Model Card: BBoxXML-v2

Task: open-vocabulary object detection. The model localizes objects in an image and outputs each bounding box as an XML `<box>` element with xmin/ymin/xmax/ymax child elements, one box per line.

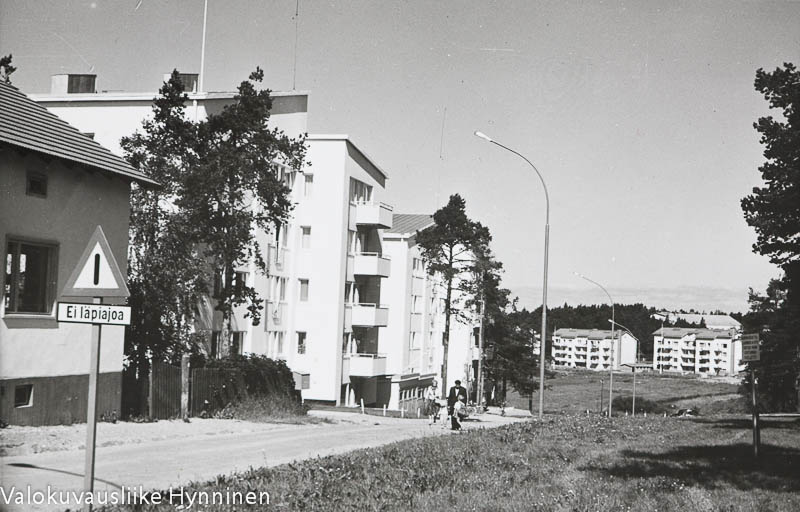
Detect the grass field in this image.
<box><xmin>505</xmin><ymin>369</ymin><xmax>743</xmax><ymax>415</ymax></box>
<box><xmin>101</xmin><ymin>372</ymin><xmax>798</xmax><ymax>511</ymax></box>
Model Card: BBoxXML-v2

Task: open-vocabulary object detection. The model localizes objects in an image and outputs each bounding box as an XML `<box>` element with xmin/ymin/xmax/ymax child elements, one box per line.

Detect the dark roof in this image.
<box><xmin>387</xmin><ymin>214</ymin><xmax>434</xmax><ymax>235</ymax></box>
<box><xmin>0</xmin><ymin>82</ymin><xmax>156</xmax><ymax>186</ymax></box>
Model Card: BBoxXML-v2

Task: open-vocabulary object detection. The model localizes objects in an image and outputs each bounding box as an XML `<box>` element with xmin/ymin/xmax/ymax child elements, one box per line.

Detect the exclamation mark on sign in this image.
<box><xmin>93</xmin><ymin>254</ymin><xmax>100</xmax><ymax>285</ymax></box>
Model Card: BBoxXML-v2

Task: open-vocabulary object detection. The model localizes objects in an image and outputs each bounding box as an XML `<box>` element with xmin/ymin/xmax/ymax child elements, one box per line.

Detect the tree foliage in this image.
<box><xmin>122</xmin><ymin>69</ymin><xmax>305</xmax><ymax>374</ymax></box>
<box><xmin>0</xmin><ymin>54</ymin><xmax>15</xmax><ymax>83</ymax></box>
<box><xmin>416</xmin><ymin>194</ymin><xmax>491</xmax><ymax>397</ymax></box>
<box><xmin>739</xmin><ymin>63</ymin><xmax>800</xmax><ymax>412</ymax></box>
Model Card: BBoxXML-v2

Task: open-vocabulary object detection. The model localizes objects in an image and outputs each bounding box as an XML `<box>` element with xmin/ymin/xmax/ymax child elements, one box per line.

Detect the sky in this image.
<box><xmin>2</xmin><ymin>0</ymin><xmax>798</xmax><ymax>312</ymax></box>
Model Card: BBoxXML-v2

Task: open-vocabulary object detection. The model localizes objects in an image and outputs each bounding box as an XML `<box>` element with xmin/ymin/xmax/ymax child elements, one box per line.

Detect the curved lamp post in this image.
<box><xmin>474</xmin><ymin>131</ymin><xmax>550</xmax><ymax>420</ymax></box>
<box><xmin>574</xmin><ymin>272</ymin><xmax>615</xmax><ymax>417</ymax></box>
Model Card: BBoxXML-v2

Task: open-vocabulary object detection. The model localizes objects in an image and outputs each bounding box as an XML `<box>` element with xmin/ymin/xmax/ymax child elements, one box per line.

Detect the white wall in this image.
<box><xmin>0</xmin><ymin>151</ymin><xmax>129</xmax><ymax>379</ymax></box>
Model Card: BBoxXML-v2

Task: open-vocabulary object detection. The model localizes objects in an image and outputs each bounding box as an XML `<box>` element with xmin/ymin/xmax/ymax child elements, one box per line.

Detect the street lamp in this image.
<box><xmin>474</xmin><ymin>130</ymin><xmax>550</xmax><ymax>420</ymax></box>
<box><xmin>574</xmin><ymin>272</ymin><xmax>615</xmax><ymax>417</ymax></box>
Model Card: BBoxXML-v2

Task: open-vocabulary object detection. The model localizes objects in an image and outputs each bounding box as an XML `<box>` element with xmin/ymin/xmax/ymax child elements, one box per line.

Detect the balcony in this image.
<box><xmin>354</xmin><ymin>201</ymin><xmax>393</xmax><ymax>228</ymax></box>
<box><xmin>266</xmin><ymin>301</ymin><xmax>286</xmax><ymax>331</ymax></box>
<box><xmin>344</xmin><ymin>353</ymin><xmax>388</xmax><ymax>377</ymax></box>
<box><xmin>344</xmin><ymin>304</ymin><xmax>353</xmax><ymax>331</ymax></box>
<box><xmin>268</xmin><ymin>243</ymin><xmax>289</xmax><ymax>272</ymax></box>
<box><xmin>353</xmin><ymin>253</ymin><xmax>391</xmax><ymax>277</ymax></box>
<box><xmin>352</xmin><ymin>303</ymin><xmax>389</xmax><ymax>327</ymax></box>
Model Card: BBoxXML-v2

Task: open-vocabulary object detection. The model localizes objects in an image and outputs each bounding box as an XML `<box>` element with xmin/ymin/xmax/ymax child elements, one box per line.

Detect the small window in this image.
<box><xmin>297</xmin><ymin>332</ymin><xmax>307</xmax><ymax>354</ymax></box>
<box><xmin>304</xmin><ymin>174</ymin><xmax>313</xmax><ymax>197</ymax></box>
<box><xmin>231</xmin><ymin>331</ymin><xmax>245</xmax><ymax>356</ymax></box>
<box><xmin>14</xmin><ymin>384</ymin><xmax>33</xmax><ymax>408</ymax></box>
<box><xmin>299</xmin><ymin>279</ymin><xmax>309</xmax><ymax>301</ymax></box>
<box><xmin>210</xmin><ymin>331</ymin><xmax>221</xmax><ymax>358</ymax></box>
<box><xmin>4</xmin><ymin>239</ymin><xmax>58</xmax><ymax>314</ymax></box>
<box><xmin>275</xmin><ymin>332</ymin><xmax>285</xmax><ymax>355</ymax></box>
<box><xmin>26</xmin><ymin>172</ymin><xmax>48</xmax><ymax>198</ymax></box>
<box><xmin>234</xmin><ymin>271</ymin><xmax>247</xmax><ymax>295</ymax></box>
<box><xmin>301</xmin><ymin>227</ymin><xmax>311</xmax><ymax>249</ymax></box>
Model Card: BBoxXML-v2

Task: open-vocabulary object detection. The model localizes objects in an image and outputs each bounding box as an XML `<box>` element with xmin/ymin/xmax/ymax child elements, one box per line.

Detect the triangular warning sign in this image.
<box><xmin>61</xmin><ymin>226</ymin><xmax>130</xmax><ymax>298</ymax></box>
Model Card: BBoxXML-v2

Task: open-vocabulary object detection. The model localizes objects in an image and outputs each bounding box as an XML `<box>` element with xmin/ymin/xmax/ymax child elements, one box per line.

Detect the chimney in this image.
<box><xmin>51</xmin><ymin>74</ymin><xmax>97</xmax><ymax>94</ymax></box>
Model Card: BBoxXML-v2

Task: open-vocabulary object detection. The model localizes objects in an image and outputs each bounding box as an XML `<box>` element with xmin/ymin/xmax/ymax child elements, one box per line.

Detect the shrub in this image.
<box><xmin>612</xmin><ymin>395</ymin><xmax>666</xmax><ymax>415</ymax></box>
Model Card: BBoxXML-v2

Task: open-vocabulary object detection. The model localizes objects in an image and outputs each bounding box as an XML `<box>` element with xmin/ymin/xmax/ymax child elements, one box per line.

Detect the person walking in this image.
<box><xmin>447</xmin><ymin>379</ymin><xmax>468</xmax><ymax>430</ymax></box>
<box><xmin>425</xmin><ymin>380</ymin><xmax>440</xmax><ymax>424</ymax></box>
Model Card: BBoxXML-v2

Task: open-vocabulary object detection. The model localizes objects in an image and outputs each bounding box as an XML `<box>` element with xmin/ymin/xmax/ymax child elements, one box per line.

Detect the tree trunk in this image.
<box><xmin>441</xmin><ymin>278</ymin><xmax>453</xmax><ymax>400</ymax></box>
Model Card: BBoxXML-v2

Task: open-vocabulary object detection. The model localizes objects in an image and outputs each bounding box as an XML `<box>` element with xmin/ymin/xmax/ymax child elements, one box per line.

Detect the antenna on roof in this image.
<box><xmin>198</xmin><ymin>0</ymin><xmax>208</xmax><ymax>93</ymax></box>
<box><xmin>435</xmin><ymin>106</ymin><xmax>446</xmax><ymax>209</ymax></box>
<box><xmin>292</xmin><ymin>0</ymin><xmax>300</xmax><ymax>90</ymax></box>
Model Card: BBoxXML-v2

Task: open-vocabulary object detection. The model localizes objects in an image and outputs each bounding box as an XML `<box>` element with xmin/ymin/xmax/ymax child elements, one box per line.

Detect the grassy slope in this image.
<box><xmin>102</xmin><ymin>414</ymin><xmax>800</xmax><ymax>512</ymax></box>
<box><xmin>102</xmin><ymin>373</ymin><xmax>798</xmax><ymax>511</ymax></box>
<box><xmin>505</xmin><ymin>370</ymin><xmax>742</xmax><ymax>415</ymax></box>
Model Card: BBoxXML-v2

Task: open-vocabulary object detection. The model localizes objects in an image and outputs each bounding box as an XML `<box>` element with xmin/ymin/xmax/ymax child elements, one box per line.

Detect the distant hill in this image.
<box><xmin>512</xmin><ymin>285</ymin><xmax>749</xmax><ymax>314</ymax></box>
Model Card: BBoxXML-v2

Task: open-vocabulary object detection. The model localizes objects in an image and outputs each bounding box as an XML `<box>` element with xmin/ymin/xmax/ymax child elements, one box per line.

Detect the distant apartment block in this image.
<box><xmin>652</xmin><ymin>327</ymin><xmax>744</xmax><ymax>375</ymax></box>
<box><xmin>660</xmin><ymin>313</ymin><xmax>742</xmax><ymax>332</ymax></box>
<box><xmin>552</xmin><ymin>329</ymin><xmax>637</xmax><ymax>371</ymax></box>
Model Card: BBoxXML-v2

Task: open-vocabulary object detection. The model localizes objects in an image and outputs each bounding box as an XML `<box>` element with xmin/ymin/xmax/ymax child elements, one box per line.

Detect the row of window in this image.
<box><xmin>266</xmin><ymin>330</ymin><xmax>308</xmax><ymax>356</ymax></box>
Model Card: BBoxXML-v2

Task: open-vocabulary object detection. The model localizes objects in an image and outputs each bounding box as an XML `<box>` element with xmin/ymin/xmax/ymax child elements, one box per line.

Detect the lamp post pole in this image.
<box><xmin>575</xmin><ymin>273</ymin><xmax>614</xmax><ymax>417</ymax></box>
<box><xmin>474</xmin><ymin>131</ymin><xmax>550</xmax><ymax>420</ymax></box>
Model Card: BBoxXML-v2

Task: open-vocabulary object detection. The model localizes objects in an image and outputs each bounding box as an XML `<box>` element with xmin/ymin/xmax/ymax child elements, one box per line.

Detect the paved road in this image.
<box><xmin>0</xmin><ymin>411</ymin><xmax>524</xmax><ymax>511</ymax></box>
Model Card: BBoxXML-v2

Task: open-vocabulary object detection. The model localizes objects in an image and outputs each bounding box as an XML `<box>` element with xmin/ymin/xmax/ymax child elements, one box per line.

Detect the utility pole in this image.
<box><xmin>476</xmin><ymin>286</ymin><xmax>485</xmax><ymax>408</ymax></box>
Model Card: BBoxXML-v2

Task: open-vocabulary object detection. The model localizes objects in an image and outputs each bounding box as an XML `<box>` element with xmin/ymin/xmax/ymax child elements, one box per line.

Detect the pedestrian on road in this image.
<box><xmin>447</xmin><ymin>380</ymin><xmax>467</xmax><ymax>430</ymax></box>
<box><xmin>425</xmin><ymin>380</ymin><xmax>440</xmax><ymax>424</ymax></box>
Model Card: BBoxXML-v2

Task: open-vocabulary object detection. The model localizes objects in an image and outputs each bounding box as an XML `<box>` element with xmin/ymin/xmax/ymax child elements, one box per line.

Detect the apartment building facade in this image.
<box><xmin>33</xmin><ymin>75</ymin><xmax>399</xmax><ymax>405</ymax></box>
<box><xmin>652</xmin><ymin>327</ymin><xmax>744</xmax><ymax>375</ymax></box>
<box><xmin>382</xmin><ymin>214</ymin><xmax>478</xmax><ymax>408</ymax></box>
<box><xmin>0</xmin><ymin>81</ymin><xmax>155</xmax><ymax>425</ymax></box>
<box><xmin>552</xmin><ymin>329</ymin><xmax>637</xmax><ymax>371</ymax></box>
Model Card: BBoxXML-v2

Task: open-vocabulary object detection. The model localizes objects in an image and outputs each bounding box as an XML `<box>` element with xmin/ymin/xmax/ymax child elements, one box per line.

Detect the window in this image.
<box><xmin>210</xmin><ymin>331</ymin><xmax>221</xmax><ymax>358</ymax></box>
<box><xmin>349</xmin><ymin>179</ymin><xmax>373</xmax><ymax>203</ymax></box>
<box><xmin>275</xmin><ymin>332</ymin><xmax>285</xmax><ymax>355</ymax></box>
<box><xmin>67</xmin><ymin>74</ymin><xmax>96</xmax><ymax>93</ymax></box>
<box><xmin>303</xmin><ymin>174</ymin><xmax>313</xmax><ymax>197</ymax></box>
<box><xmin>14</xmin><ymin>384</ymin><xmax>33</xmax><ymax>408</ymax></box>
<box><xmin>411</xmin><ymin>295</ymin><xmax>422</xmax><ymax>314</ymax></box>
<box><xmin>299</xmin><ymin>279</ymin><xmax>309</xmax><ymax>301</ymax></box>
<box><xmin>234</xmin><ymin>271</ymin><xmax>247</xmax><ymax>295</ymax></box>
<box><xmin>409</xmin><ymin>332</ymin><xmax>419</xmax><ymax>349</ymax></box>
<box><xmin>231</xmin><ymin>331</ymin><xmax>245</xmax><ymax>356</ymax></box>
<box><xmin>26</xmin><ymin>172</ymin><xmax>48</xmax><ymax>198</ymax></box>
<box><xmin>4</xmin><ymin>239</ymin><xmax>57</xmax><ymax>314</ymax></box>
<box><xmin>412</xmin><ymin>257</ymin><xmax>424</xmax><ymax>275</ymax></box>
<box><xmin>301</xmin><ymin>227</ymin><xmax>311</xmax><ymax>249</ymax></box>
<box><xmin>297</xmin><ymin>332</ymin><xmax>307</xmax><ymax>354</ymax></box>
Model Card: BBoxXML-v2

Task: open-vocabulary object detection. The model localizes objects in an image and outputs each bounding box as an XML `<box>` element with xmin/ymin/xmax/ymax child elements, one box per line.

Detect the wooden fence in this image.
<box><xmin>149</xmin><ymin>360</ymin><xmax>181</xmax><ymax>419</ymax></box>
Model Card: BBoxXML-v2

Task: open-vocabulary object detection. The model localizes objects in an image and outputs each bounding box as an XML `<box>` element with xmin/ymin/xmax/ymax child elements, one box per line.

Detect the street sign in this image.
<box><xmin>59</xmin><ymin>226</ymin><xmax>131</xmax><ymax>512</ymax></box>
<box><xmin>741</xmin><ymin>333</ymin><xmax>760</xmax><ymax>362</ymax></box>
<box><xmin>57</xmin><ymin>302</ymin><xmax>131</xmax><ymax>325</ymax></box>
<box><xmin>61</xmin><ymin>225</ymin><xmax>130</xmax><ymax>298</ymax></box>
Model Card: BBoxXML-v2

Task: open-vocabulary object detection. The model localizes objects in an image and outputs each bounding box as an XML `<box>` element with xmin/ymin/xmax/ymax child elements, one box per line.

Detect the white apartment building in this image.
<box><xmin>34</xmin><ymin>74</ymin><xmax>397</xmax><ymax>405</ymax></box>
<box><xmin>652</xmin><ymin>327</ymin><xmax>744</xmax><ymax>375</ymax></box>
<box><xmin>661</xmin><ymin>313</ymin><xmax>742</xmax><ymax>332</ymax></box>
<box><xmin>552</xmin><ymin>329</ymin><xmax>637</xmax><ymax>371</ymax></box>
<box><xmin>382</xmin><ymin>214</ymin><xmax>478</xmax><ymax>409</ymax></box>
<box><xmin>33</xmin><ymin>73</ymin><xmax>476</xmax><ymax>409</ymax></box>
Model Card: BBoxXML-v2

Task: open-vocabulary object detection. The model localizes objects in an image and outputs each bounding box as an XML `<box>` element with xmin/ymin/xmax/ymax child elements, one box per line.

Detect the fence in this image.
<box><xmin>124</xmin><ymin>360</ymin><xmax>273</xmax><ymax>420</ymax></box>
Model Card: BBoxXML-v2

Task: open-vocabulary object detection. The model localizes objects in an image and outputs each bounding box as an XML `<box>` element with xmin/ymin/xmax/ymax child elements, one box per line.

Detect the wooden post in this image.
<box><xmin>181</xmin><ymin>354</ymin><xmax>190</xmax><ymax>420</ymax></box>
<box><xmin>360</xmin><ymin>398</ymin><xmax>365</xmax><ymax>414</ymax></box>
<box><xmin>752</xmin><ymin>369</ymin><xmax>760</xmax><ymax>458</ymax></box>
<box><xmin>83</xmin><ymin>297</ymin><xmax>102</xmax><ymax>512</ymax></box>
<box><xmin>599</xmin><ymin>379</ymin><xmax>604</xmax><ymax>415</ymax></box>
<box><xmin>148</xmin><ymin>358</ymin><xmax>155</xmax><ymax>420</ymax></box>
<box><xmin>632</xmin><ymin>367</ymin><xmax>637</xmax><ymax>417</ymax></box>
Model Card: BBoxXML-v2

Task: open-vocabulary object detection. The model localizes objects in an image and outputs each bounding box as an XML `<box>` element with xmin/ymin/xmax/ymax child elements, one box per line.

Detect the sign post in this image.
<box><xmin>58</xmin><ymin>226</ymin><xmax>130</xmax><ymax>512</ymax></box>
<box><xmin>740</xmin><ymin>333</ymin><xmax>760</xmax><ymax>458</ymax></box>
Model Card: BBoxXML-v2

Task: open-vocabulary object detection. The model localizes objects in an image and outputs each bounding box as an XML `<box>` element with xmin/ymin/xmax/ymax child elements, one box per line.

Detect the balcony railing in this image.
<box><xmin>344</xmin><ymin>352</ymin><xmax>388</xmax><ymax>377</ymax></box>
<box><xmin>353</xmin><ymin>252</ymin><xmax>391</xmax><ymax>277</ymax></box>
<box><xmin>351</xmin><ymin>303</ymin><xmax>389</xmax><ymax>327</ymax></box>
<box><xmin>353</xmin><ymin>201</ymin><xmax>393</xmax><ymax>228</ymax></box>
<box><xmin>266</xmin><ymin>301</ymin><xmax>287</xmax><ymax>331</ymax></box>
